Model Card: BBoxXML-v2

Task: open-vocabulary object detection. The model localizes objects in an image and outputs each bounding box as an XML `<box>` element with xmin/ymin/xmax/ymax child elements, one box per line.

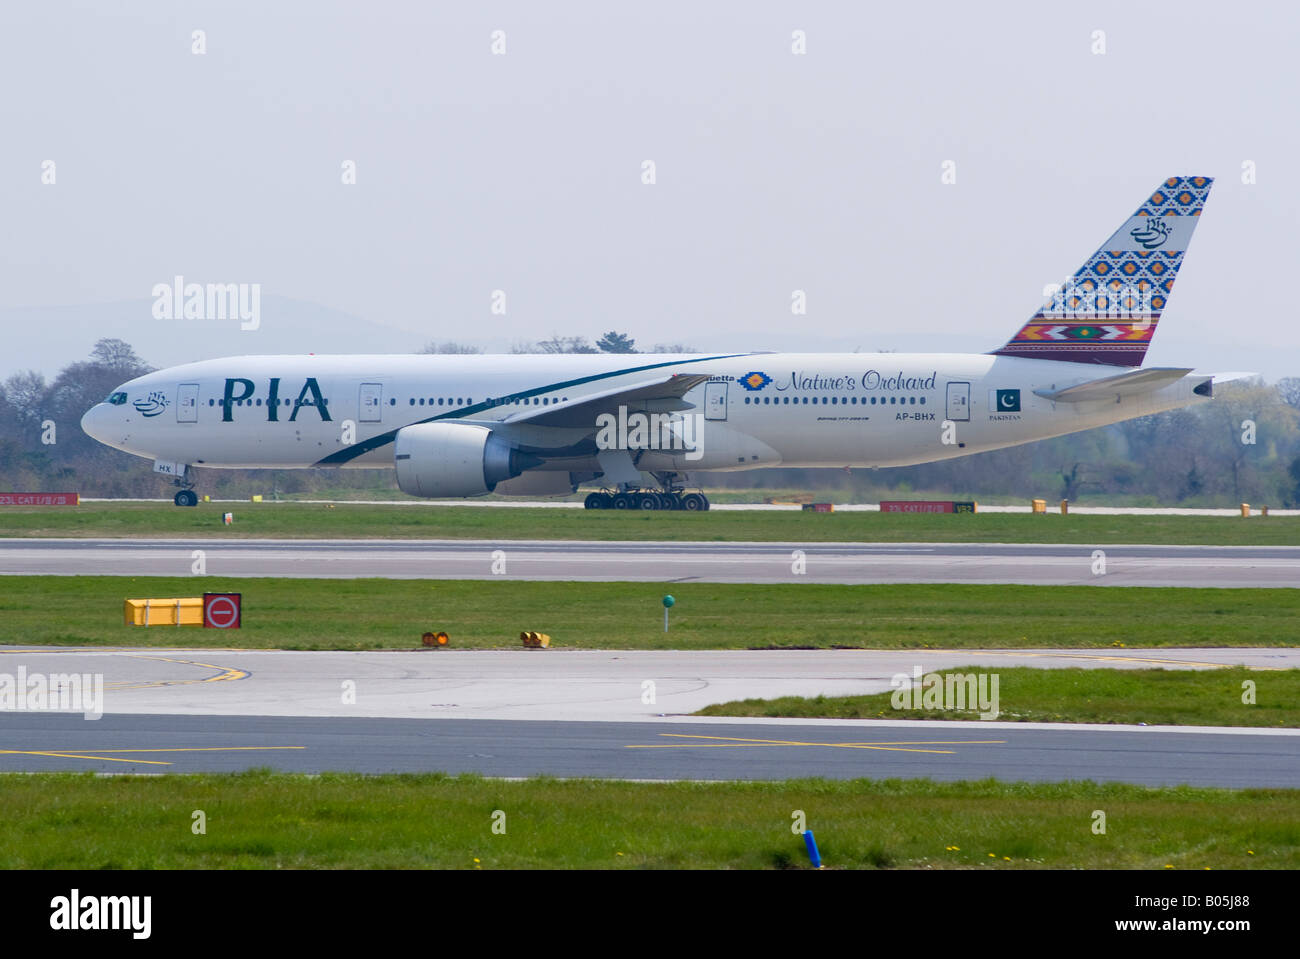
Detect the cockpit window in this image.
<box><xmin>106</xmin><ymin>392</ymin><xmax>127</xmax><ymax>405</ymax></box>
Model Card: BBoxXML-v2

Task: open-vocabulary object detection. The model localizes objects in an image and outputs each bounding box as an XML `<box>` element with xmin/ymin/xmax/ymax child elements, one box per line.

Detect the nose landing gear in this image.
<box><xmin>171</xmin><ymin>466</ymin><xmax>199</xmax><ymax>507</ymax></box>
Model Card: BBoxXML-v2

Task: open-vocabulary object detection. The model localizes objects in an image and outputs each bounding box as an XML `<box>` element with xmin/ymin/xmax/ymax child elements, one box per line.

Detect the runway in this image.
<box><xmin>3</xmin><ymin>711</ymin><xmax>1297</xmax><ymax>787</ymax></box>
<box><xmin>4</xmin><ymin>537</ymin><xmax>1300</xmax><ymax>586</ymax></box>
<box><xmin>2</xmin><ymin>646</ymin><xmax>1297</xmax><ymax>786</ymax></box>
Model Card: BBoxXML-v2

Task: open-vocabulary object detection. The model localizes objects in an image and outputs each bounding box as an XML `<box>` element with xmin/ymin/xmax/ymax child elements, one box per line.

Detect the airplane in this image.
<box><xmin>83</xmin><ymin>175</ymin><xmax>1223</xmax><ymax>510</ymax></box>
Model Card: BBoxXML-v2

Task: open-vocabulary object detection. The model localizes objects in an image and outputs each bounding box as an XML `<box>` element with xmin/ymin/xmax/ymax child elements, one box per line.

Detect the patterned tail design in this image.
<box><xmin>994</xmin><ymin>176</ymin><xmax>1213</xmax><ymax>366</ymax></box>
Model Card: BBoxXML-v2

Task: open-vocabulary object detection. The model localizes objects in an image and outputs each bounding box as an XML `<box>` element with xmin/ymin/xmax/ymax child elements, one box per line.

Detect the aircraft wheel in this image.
<box><xmin>637</xmin><ymin>492</ymin><xmax>660</xmax><ymax>510</ymax></box>
<box><xmin>681</xmin><ymin>493</ymin><xmax>707</xmax><ymax>511</ymax></box>
<box><xmin>657</xmin><ymin>493</ymin><xmax>677</xmax><ymax>510</ymax></box>
<box><xmin>612</xmin><ymin>493</ymin><xmax>634</xmax><ymax>510</ymax></box>
<box><xmin>584</xmin><ymin>492</ymin><xmax>606</xmax><ymax>510</ymax></box>
<box><xmin>174</xmin><ymin>490</ymin><xmax>199</xmax><ymax>507</ymax></box>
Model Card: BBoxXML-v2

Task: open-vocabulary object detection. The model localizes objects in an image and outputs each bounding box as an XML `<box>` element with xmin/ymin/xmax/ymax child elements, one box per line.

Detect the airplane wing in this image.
<box><xmin>494</xmin><ymin>372</ymin><xmax>713</xmax><ymax>428</ymax></box>
<box><xmin>1033</xmin><ymin>367</ymin><xmax>1194</xmax><ymax>403</ymax></box>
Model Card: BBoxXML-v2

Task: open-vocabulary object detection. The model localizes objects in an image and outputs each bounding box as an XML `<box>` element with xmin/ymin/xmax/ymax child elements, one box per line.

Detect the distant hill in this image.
<box><xmin>3</xmin><ymin>296</ymin><xmax>424</xmax><ymax>378</ymax></box>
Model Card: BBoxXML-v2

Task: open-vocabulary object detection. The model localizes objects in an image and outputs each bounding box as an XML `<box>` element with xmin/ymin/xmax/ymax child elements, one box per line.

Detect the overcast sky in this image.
<box><xmin>2</xmin><ymin>1</ymin><xmax>1297</xmax><ymax>380</ymax></box>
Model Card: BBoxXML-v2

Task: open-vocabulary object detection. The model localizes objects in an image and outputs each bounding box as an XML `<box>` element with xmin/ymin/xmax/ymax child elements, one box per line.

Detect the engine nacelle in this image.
<box><xmin>394</xmin><ymin>423</ymin><xmax>531</xmax><ymax>497</ymax></box>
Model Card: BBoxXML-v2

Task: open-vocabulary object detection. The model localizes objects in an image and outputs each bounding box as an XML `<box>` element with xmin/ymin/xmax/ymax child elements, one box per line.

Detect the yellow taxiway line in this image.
<box><xmin>627</xmin><ymin>733</ymin><xmax>1005</xmax><ymax>754</ymax></box>
<box><xmin>0</xmin><ymin>745</ymin><xmax>304</xmax><ymax>766</ymax></box>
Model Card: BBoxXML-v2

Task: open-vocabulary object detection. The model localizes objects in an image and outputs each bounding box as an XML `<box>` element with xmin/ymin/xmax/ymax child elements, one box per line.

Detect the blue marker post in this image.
<box><xmin>662</xmin><ymin>594</ymin><xmax>675</xmax><ymax>633</ymax></box>
<box><xmin>803</xmin><ymin>830</ymin><xmax>823</xmax><ymax>869</ymax></box>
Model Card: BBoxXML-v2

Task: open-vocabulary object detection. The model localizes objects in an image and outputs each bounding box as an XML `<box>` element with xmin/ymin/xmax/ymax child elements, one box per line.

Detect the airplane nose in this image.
<box><xmin>81</xmin><ymin>405</ymin><xmax>107</xmax><ymax>442</ymax></box>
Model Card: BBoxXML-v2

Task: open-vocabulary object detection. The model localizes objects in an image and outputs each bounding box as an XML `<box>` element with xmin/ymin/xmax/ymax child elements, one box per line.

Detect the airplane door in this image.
<box><xmin>359</xmin><ymin>383</ymin><xmax>383</xmax><ymax>423</ymax></box>
<box><xmin>176</xmin><ymin>383</ymin><xmax>199</xmax><ymax>423</ymax></box>
<box><xmin>945</xmin><ymin>381</ymin><xmax>970</xmax><ymax>422</ymax></box>
<box><xmin>704</xmin><ymin>382</ymin><xmax>728</xmax><ymax>421</ymax></box>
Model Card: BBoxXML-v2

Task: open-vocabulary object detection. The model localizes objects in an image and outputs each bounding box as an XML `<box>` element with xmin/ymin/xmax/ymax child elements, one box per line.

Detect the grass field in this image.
<box><xmin>2</xmin><ymin>501</ymin><xmax>1298</xmax><ymax>544</ymax></box>
<box><xmin>3</xmin><ymin>577</ymin><xmax>1299</xmax><ymax>649</ymax></box>
<box><xmin>697</xmin><ymin>666</ymin><xmax>1299</xmax><ymax>727</ymax></box>
<box><xmin>0</xmin><ymin>771</ymin><xmax>1293</xmax><ymax>869</ymax></box>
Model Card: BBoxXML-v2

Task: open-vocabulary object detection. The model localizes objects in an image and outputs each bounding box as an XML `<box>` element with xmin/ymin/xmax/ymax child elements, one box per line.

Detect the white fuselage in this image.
<box><xmin>81</xmin><ymin>352</ymin><xmax>1211</xmax><ymax>481</ymax></box>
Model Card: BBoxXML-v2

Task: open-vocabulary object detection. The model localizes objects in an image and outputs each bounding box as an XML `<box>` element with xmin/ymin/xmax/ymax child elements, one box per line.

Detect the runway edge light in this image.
<box><xmin>422</xmin><ymin>631</ymin><xmax>450</xmax><ymax>647</ymax></box>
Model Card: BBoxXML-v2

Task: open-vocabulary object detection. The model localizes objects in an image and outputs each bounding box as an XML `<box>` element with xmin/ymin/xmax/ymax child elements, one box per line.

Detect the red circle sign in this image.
<box><xmin>203</xmin><ymin>593</ymin><xmax>242</xmax><ymax>629</ymax></box>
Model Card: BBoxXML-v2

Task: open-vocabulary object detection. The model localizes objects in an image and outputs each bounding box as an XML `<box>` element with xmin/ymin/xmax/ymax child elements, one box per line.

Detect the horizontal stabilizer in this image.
<box><xmin>1033</xmin><ymin>367</ymin><xmax>1193</xmax><ymax>403</ymax></box>
<box><xmin>1205</xmin><ymin>371</ymin><xmax>1258</xmax><ymax>384</ymax></box>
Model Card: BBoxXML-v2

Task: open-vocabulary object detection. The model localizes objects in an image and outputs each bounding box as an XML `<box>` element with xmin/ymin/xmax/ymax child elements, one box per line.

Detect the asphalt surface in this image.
<box><xmin>3</xmin><ymin>711</ymin><xmax>1297</xmax><ymax>787</ymax></box>
<box><xmin>5</xmin><ymin>537</ymin><xmax>1300</xmax><ymax>586</ymax></box>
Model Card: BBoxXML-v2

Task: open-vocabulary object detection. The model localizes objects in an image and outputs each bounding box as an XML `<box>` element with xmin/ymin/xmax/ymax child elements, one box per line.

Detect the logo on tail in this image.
<box><xmin>1130</xmin><ymin>218</ymin><xmax>1172</xmax><ymax>249</ymax></box>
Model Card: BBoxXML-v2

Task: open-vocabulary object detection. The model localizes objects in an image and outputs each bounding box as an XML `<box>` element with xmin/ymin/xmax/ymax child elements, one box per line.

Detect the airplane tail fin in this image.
<box><xmin>993</xmin><ymin>175</ymin><xmax>1214</xmax><ymax>366</ymax></box>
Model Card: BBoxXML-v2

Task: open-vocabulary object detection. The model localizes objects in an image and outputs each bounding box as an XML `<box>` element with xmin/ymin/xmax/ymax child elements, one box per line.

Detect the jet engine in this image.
<box><xmin>394</xmin><ymin>423</ymin><xmax>537</xmax><ymax>497</ymax></box>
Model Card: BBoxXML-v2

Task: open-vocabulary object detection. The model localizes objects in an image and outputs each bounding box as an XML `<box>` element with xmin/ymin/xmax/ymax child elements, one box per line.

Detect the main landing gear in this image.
<box><xmin>583</xmin><ymin>489</ymin><xmax>709</xmax><ymax>511</ymax></box>
<box><xmin>584</xmin><ymin>473</ymin><xmax>709</xmax><ymax>511</ymax></box>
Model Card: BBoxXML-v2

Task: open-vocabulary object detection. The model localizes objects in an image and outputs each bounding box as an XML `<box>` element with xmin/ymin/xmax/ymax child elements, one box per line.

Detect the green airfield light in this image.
<box><xmin>662</xmin><ymin>594</ymin><xmax>675</xmax><ymax>633</ymax></box>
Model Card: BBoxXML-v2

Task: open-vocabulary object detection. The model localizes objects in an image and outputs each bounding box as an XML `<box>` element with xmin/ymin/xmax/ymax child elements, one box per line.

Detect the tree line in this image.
<box><xmin>420</xmin><ymin>332</ymin><xmax>695</xmax><ymax>355</ymax></box>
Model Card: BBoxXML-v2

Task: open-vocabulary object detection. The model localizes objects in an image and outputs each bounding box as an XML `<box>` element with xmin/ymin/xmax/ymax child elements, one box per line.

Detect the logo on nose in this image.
<box><xmin>132</xmin><ymin>391</ymin><xmax>169</xmax><ymax>417</ymax></box>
